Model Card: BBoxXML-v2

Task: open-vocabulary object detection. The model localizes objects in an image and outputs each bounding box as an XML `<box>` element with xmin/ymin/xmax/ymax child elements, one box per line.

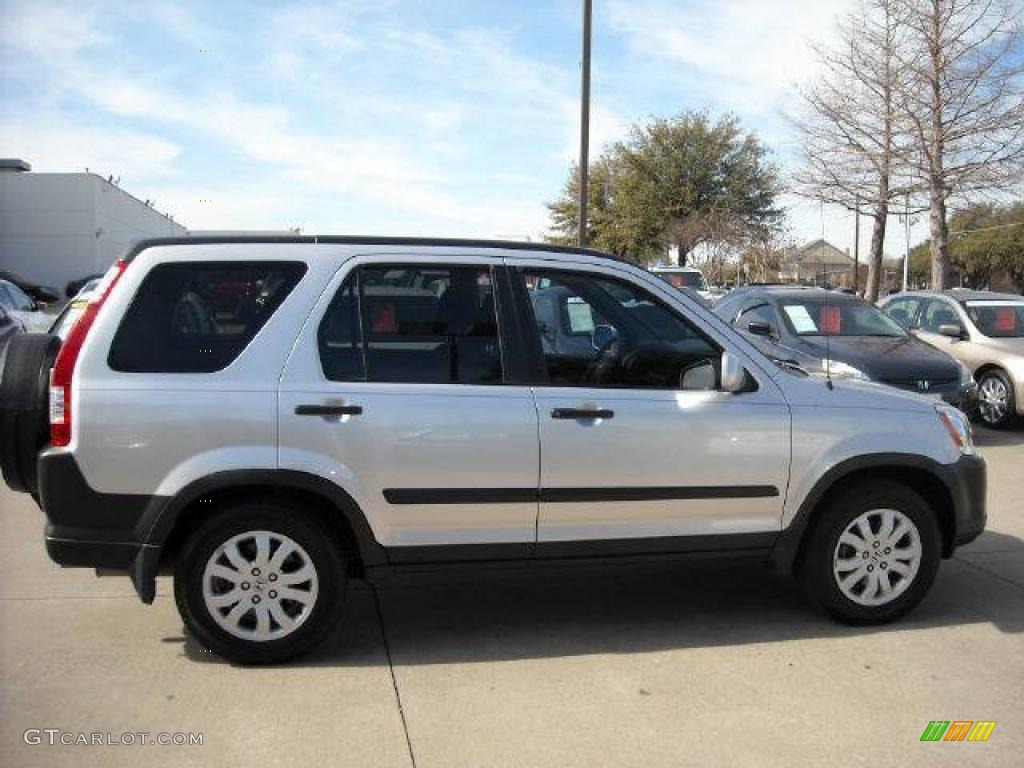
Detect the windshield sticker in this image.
<box><xmin>783</xmin><ymin>305</ymin><xmax>817</xmax><ymax>333</ymax></box>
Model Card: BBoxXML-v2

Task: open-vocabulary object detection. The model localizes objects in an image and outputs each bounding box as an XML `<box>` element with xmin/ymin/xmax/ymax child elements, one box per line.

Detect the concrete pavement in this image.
<box><xmin>1</xmin><ymin>427</ymin><xmax>1021</xmax><ymax>767</ymax></box>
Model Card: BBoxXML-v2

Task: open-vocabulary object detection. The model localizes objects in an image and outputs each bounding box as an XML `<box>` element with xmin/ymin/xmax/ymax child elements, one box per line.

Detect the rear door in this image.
<box><xmin>278</xmin><ymin>255</ymin><xmax>540</xmax><ymax>560</ymax></box>
<box><xmin>510</xmin><ymin>261</ymin><xmax>791</xmax><ymax>552</ymax></box>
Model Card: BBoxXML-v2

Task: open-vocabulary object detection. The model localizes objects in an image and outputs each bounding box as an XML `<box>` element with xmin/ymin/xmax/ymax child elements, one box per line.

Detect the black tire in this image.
<box><xmin>0</xmin><ymin>333</ymin><xmax>60</xmax><ymax>493</ymax></box>
<box><xmin>174</xmin><ymin>502</ymin><xmax>346</xmax><ymax>664</ymax></box>
<box><xmin>975</xmin><ymin>368</ymin><xmax>1017</xmax><ymax>429</ymax></box>
<box><xmin>801</xmin><ymin>480</ymin><xmax>941</xmax><ymax>625</ymax></box>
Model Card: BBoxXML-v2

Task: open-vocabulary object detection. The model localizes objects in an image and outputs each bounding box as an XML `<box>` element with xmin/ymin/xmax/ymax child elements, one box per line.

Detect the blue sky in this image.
<box><xmin>2</xmin><ymin>0</ymin><xmax>942</xmax><ymax>254</ymax></box>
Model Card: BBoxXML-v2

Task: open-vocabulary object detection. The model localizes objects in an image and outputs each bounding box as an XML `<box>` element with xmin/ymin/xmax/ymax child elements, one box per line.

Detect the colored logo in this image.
<box><xmin>920</xmin><ymin>721</ymin><xmax>996</xmax><ymax>742</ymax></box>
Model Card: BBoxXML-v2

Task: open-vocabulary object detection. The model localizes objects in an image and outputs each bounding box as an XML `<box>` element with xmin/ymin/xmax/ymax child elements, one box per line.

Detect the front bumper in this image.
<box><xmin>950</xmin><ymin>380</ymin><xmax>978</xmax><ymax>412</ymax></box>
<box><xmin>946</xmin><ymin>453</ymin><xmax>987</xmax><ymax>550</ymax></box>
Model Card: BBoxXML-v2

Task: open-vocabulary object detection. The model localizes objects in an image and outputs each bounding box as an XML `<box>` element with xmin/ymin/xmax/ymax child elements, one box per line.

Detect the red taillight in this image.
<box><xmin>50</xmin><ymin>259</ymin><xmax>128</xmax><ymax>447</ymax></box>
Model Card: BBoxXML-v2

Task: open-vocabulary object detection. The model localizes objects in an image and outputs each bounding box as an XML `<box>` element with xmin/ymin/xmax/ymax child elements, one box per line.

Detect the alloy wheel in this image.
<box><xmin>978</xmin><ymin>375</ymin><xmax>1009</xmax><ymax>425</ymax></box>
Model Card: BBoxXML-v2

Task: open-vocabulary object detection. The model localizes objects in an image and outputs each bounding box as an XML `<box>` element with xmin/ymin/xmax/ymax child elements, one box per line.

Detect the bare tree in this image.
<box><xmin>793</xmin><ymin>0</ymin><xmax>917</xmax><ymax>301</ymax></box>
<box><xmin>897</xmin><ymin>0</ymin><xmax>1024</xmax><ymax>289</ymax></box>
<box><xmin>742</xmin><ymin>226</ymin><xmax>795</xmax><ymax>284</ymax></box>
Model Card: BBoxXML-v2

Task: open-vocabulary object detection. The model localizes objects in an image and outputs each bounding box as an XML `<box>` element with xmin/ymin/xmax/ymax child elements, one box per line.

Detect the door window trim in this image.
<box><xmin>316</xmin><ymin>262</ymin><xmax>522</xmax><ymax>386</ymax></box>
<box><xmin>510</xmin><ymin>265</ymin><xmax>726</xmax><ymax>390</ymax></box>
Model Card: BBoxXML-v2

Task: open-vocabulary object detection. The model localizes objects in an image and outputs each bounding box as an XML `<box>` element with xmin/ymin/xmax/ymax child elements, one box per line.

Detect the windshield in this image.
<box><xmin>964</xmin><ymin>301</ymin><xmax>1024</xmax><ymax>338</ymax></box>
<box><xmin>781</xmin><ymin>299</ymin><xmax>905</xmax><ymax>337</ymax></box>
<box><xmin>50</xmin><ymin>300</ymin><xmax>89</xmax><ymax>339</ymax></box>
<box><xmin>658</xmin><ymin>271</ymin><xmax>707</xmax><ymax>291</ymax></box>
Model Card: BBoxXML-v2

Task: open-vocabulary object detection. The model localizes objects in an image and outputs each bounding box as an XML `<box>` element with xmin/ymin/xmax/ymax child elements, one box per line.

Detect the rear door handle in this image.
<box><xmin>551</xmin><ymin>407</ymin><xmax>614</xmax><ymax>420</ymax></box>
<box><xmin>295</xmin><ymin>404</ymin><xmax>363</xmax><ymax>416</ymax></box>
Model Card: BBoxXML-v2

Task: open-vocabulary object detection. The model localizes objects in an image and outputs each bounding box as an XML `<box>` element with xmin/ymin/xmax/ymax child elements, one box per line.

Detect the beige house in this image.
<box><xmin>779</xmin><ymin>239</ymin><xmax>856</xmax><ymax>287</ymax></box>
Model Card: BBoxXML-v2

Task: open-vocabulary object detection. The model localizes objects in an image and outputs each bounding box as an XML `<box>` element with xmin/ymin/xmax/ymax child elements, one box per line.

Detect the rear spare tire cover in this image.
<box><xmin>0</xmin><ymin>333</ymin><xmax>61</xmax><ymax>494</ymax></box>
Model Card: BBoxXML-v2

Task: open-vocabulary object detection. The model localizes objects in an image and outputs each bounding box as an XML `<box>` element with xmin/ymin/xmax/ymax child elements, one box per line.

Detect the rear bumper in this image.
<box><xmin>37</xmin><ymin>449</ymin><xmax>163</xmax><ymax>602</ymax></box>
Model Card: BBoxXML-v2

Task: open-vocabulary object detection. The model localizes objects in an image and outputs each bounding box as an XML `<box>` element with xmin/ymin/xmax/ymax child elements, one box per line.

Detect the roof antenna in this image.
<box><xmin>820</xmin><ymin>199</ymin><xmax>833</xmax><ymax>390</ymax></box>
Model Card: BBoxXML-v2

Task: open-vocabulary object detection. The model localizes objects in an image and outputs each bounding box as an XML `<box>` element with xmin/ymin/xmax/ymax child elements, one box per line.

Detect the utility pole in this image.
<box><xmin>902</xmin><ymin>191</ymin><xmax>910</xmax><ymax>292</ymax></box>
<box><xmin>578</xmin><ymin>0</ymin><xmax>592</xmax><ymax>248</ymax></box>
<box><xmin>853</xmin><ymin>199</ymin><xmax>860</xmax><ymax>294</ymax></box>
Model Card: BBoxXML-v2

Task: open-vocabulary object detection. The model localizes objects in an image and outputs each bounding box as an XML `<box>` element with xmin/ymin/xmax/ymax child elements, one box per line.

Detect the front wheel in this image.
<box><xmin>802</xmin><ymin>481</ymin><xmax>941</xmax><ymax>624</ymax></box>
<box><xmin>174</xmin><ymin>503</ymin><xmax>346</xmax><ymax>664</ymax></box>
<box><xmin>976</xmin><ymin>368</ymin><xmax>1016</xmax><ymax>428</ymax></box>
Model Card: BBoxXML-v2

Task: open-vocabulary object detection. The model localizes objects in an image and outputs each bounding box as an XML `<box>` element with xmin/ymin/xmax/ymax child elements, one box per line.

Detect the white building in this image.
<box><xmin>0</xmin><ymin>159</ymin><xmax>186</xmax><ymax>294</ymax></box>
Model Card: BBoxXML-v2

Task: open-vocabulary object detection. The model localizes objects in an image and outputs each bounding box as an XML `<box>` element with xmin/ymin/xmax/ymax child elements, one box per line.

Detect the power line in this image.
<box><xmin>951</xmin><ymin>221</ymin><xmax>1024</xmax><ymax>236</ymax></box>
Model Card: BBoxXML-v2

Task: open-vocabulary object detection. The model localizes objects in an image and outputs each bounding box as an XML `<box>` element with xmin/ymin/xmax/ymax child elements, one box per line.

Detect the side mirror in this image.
<box><xmin>721</xmin><ymin>351</ymin><xmax>749</xmax><ymax>393</ymax></box>
<box><xmin>591</xmin><ymin>324</ymin><xmax>618</xmax><ymax>351</ymax></box>
<box><xmin>747</xmin><ymin>320</ymin><xmax>772</xmax><ymax>336</ymax></box>
<box><xmin>938</xmin><ymin>323</ymin><xmax>964</xmax><ymax>340</ymax></box>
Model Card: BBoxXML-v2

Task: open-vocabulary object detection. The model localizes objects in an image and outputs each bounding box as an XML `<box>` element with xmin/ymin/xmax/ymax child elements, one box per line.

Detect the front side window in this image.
<box><xmin>737</xmin><ymin>303</ymin><xmax>777</xmax><ymax>331</ymax></box>
<box><xmin>520</xmin><ymin>270</ymin><xmax>720</xmax><ymax>389</ymax></box>
<box><xmin>318</xmin><ymin>265</ymin><xmax>503</xmax><ymax>384</ymax></box>
<box><xmin>964</xmin><ymin>300</ymin><xmax>1024</xmax><ymax>338</ymax></box>
<box><xmin>108</xmin><ymin>261</ymin><xmax>306</xmax><ymax>373</ymax></box>
<box><xmin>918</xmin><ymin>300</ymin><xmax>961</xmax><ymax>334</ymax></box>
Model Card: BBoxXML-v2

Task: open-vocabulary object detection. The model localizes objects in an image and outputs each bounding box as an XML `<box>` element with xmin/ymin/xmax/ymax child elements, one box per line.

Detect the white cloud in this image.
<box><xmin>1</xmin><ymin>1</ymin><xmax>109</xmax><ymax>57</ymax></box>
<box><xmin>0</xmin><ymin>117</ymin><xmax>181</xmax><ymax>180</ymax></box>
<box><xmin>603</xmin><ymin>0</ymin><xmax>940</xmax><ymax>253</ymax></box>
<box><xmin>607</xmin><ymin>0</ymin><xmax>852</xmax><ymax>113</ymax></box>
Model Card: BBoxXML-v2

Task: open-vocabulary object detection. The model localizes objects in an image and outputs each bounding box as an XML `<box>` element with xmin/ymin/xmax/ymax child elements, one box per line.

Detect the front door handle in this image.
<box><xmin>551</xmin><ymin>407</ymin><xmax>614</xmax><ymax>420</ymax></box>
<box><xmin>295</xmin><ymin>404</ymin><xmax>363</xmax><ymax>416</ymax></box>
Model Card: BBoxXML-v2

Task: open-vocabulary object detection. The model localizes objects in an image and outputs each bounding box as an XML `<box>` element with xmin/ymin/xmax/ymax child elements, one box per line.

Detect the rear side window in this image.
<box><xmin>318</xmin><ymin>265</ymin><xmax>503</xmax><ymax>384</ymax></box>
<box><xmin>108</xmin><ymin>261</ymin><xmax>306</xmax><ymax>373</ymax></box>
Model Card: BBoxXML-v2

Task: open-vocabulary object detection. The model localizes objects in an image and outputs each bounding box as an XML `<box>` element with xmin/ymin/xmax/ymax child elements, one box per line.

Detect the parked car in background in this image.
<box><xmin>49</xmin><ymin>278</ymin><xmax>100</xmax><ymax>339</ymax></box>
<box><xmin>0</xmin><ymin>305</ymin><xmax>24</xmax><ymax>364</ymax></box>
<box><xmin>651</xmin><ymin>266</ymin><xmax>723</xmax><ymax>304</ymax></box>
<box><xmin>880</xmin><ymin>290</ymin><xmax>1024</xmax><ymax>428</ymax></box>
<box><xmin>0</xmin><ymin>278</ymin><xmax>53</xmax><ymax>333</ymax></box>
<box><xmin>0</xmin><ymin>271</ymin><xmax>60</xmax><ymax>305</ymax></box>
<box><xmin>715</xmin><ymin>286</ymin><xmax>976</xmax><ymax>410</ymax></box>
<box><xmin>65</xmin><ymin>273</ymin><xmax>103</xmax><ymax>299</ymax></box>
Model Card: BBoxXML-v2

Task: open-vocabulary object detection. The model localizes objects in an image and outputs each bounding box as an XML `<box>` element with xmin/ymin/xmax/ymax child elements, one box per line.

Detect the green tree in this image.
<box><xmin>908</xmin><ymin>202</ymin><xmax>1024</xmax><ymax>289</ymax></box>
<box><xmin>547</xmin><ymin>112</ymin><xmax>782</xmax><ymax>265</ymax></box>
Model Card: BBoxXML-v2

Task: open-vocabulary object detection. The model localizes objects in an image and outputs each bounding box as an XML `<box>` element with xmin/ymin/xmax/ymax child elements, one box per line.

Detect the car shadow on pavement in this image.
<box><xmin>181</xmin><ymin>530</ymin><xmax>1024</xmax><ymax>668</ymax></box>
<box><xmin>973</xmin><ymin>424</ymin><xmax>1024</xmax><ymax>447</ymax></box>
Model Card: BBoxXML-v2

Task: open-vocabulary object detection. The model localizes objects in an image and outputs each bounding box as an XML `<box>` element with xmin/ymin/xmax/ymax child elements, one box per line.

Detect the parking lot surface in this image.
<box><xmin>1</xmin><ymin>428</ymin><xmax>1021</xmax><ymax>768</ymax></box>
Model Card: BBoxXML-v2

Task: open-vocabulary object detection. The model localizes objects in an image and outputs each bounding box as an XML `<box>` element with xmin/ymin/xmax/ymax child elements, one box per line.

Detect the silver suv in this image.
<box><xmin>0</xmin><ymin>237</ymin><xmax>986</xmax><ymax>663</ymax></box>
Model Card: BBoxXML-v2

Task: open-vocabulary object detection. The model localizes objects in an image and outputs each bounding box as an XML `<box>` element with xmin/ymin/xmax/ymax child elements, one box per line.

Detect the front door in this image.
<box><xmin>278</xmin><ymin>257</ymin><xmax>540</xmax><ymax>560</ymax></box>
<box><xmin>913</xmin><ymin>298</ymin><xmax>964</xmax><ymax>353</ymax></box>
<box><xmin>511</xmin><ymin>264</ymin><xmax>791</xmax><ymax>553</ymax></box>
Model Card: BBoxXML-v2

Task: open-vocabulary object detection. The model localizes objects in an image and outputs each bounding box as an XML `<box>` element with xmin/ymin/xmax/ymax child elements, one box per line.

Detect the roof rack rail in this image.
<box><xmin>123</xmin><ymin>235</ymin><xmax>629</xmax><ymax>265</ymax></box>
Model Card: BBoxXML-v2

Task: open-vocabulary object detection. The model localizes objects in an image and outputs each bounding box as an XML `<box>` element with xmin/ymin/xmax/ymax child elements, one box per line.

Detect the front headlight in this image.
<box><xmin>936</xmin><ymin>403</ymin><xmax>975</xmax><ymax>455</ymax></box>
<box><xmin>822</xmin><ymin>359</ymin><xmax>869</xmax><ymax>380</ymax></box>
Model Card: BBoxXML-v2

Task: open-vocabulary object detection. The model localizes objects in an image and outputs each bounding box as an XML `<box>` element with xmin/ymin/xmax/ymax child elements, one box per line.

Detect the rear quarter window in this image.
<box><xmin>108</xmin><ymin>261</ymin><xmax>306</xmax><ymax>373</ymax></box>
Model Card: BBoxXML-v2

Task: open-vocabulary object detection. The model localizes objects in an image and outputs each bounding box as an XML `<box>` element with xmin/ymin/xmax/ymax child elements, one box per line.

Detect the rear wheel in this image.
<box><xmin>174</xmin><ymin>502</ymin><xmax>346</xmax><ymax>664</ymax></box>
<box><xmin>802</xmin><ymin>481</ymin><xmax>941</xmax><ymax>624</ymax></box>
<box><xmin>0</xmin><ymin>333</ymin><xmax>60</xmax><ymax>493</ymax></box>
<box><xmin>976</xmin><ymin>368</ymin><xmax>1016</xmax><ymax>428</ymax></box>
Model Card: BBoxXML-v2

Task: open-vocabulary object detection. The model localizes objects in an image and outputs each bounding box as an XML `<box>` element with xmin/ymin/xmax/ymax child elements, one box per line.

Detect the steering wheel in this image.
<box><xmin>583</xmin><ymin>336</ymin><xmax>621</xmax><ymax>385</ymax></box>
